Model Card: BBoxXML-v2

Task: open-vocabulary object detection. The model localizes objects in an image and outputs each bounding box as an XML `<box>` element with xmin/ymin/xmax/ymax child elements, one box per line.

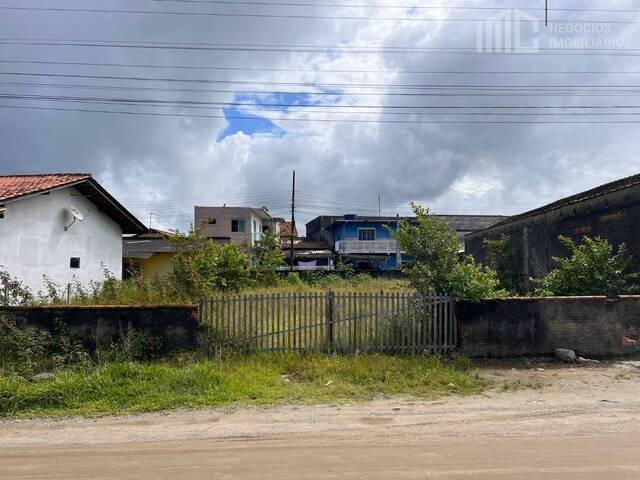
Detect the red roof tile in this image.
<box><xmin>0</xmin><ymin>174</ymin><xmax>91</xmax><ymax>202</ymax></box>
<box><xmin>279</xmin><ymin>221</ymin><xmax>298</xmax><ymax>238</ymax></box>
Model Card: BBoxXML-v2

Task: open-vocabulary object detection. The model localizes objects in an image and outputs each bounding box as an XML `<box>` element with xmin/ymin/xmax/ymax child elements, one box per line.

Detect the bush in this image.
<box><xmin>394</xmin><ymin>204</ymin><xmax>460</xmax><ymax>294</ymax></box>
<box><xmin>0</xmin><ymin>270</ymin><xmax>33</xmax><ymax>306</ymax></box>
<box><xmin>483</xmin><ymin>234</ymin><xmax>516</xmax><ymax>291</ymax></box>
<box><xmin>394</xmin><ymin>203</ymin><xmax>504</xmax><ymax>299</ymax></box>
<box><xmin>533</xmin><ymin>236</ymin><xmax>640</xmax><ymax>297</ymax></box>
<box><xmin>447</xmin><ymin>257</ymin><xmax>508</xmax><ymax>301</ymax></box>
<box><xmin>0</xmin><ymin>315</ymin><xmax>50</xmax><ymax>377</ymax></box>
<box><xmin>250</xmin><ymin>232</ymin><xmax>284</xmax><ymax>286</ymax></box>
<box><xmin>171</xmin><ymin>230</ymin><xmax>252</xmax><ymax>297</ymax></box>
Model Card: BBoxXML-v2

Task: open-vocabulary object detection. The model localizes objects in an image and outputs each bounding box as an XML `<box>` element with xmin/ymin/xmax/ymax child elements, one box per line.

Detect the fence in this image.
<box><xmin>199</xmin><ymin>291</ymin><xmax>456</xmax><ymax>353</ymax></box>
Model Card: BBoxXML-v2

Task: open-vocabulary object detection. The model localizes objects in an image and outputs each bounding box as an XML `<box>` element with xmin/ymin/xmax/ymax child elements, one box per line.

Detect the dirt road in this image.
<box><xmin>2</xmin><ymin>361</ymin><xmax>640</xmax><ymax>479</ymax></box>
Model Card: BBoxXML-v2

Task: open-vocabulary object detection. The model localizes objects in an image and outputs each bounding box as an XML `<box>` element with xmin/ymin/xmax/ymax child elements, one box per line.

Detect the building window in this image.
<box><xmin>207</xmin><ymin>218</ymin><xmax>216</xmax><ymax>225</ymax></box>
<box><xmin>253</xmin><ymin>220</ymin><xmax>257</xmax><ymax>232</ymax></box>
<box><xmin>70</xmin><ymin>257</ymin><xmax>81</xmax><ymax>269</ymax></box>
<box><xmin>231</xmin><ymin>219</ymin><xmax>246</xmax><ymax>232</ymax></box>
<box><xmin>358</xmin><ymin>228</ymin><xmax>376</xmax><ymax>241</ymax></box>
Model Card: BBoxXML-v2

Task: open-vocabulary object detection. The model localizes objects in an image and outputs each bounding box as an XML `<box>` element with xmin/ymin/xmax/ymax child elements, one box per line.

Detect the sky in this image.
<box><xmin>1</xmin><ymin>0</ymin><xmax>640</xmax><ymax>234</ymax></box>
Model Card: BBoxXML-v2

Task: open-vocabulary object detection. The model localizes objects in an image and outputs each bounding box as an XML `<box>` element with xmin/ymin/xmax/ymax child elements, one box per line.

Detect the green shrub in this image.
<box><xmin>0</xmin><ymin>270</ymin><xmax>33</xmax><ymax>306</ymax></box>
<box><xmin>394</xmin><ymin>203</ymin><xmax>504</xmax><ymax>300</ymax></box>
<box><xmin>0</xmin><ymin>315</ymin><xmax>51</xmax><ymax>377</ymax></box>
<box><xmin>483</xmin><ymin>234</ymin><xmax>516</xmax><ymax>291</ymax></box>
<box><xmin>533</xmin><ymin>235</ymin><xmax>640</xmax><ymax>297</ymax></box>
<box><xmin>447</xmin><ymin>257</ymin><xmax>508</xmax><ymax>300</ymax></box>
<box><xmin>250</xmin><ymin>232</ymin><xmax>284</xmax><ymax>287</ymax></box>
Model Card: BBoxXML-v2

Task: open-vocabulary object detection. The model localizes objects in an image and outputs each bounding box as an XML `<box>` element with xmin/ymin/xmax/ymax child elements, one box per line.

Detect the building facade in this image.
<box><xmin>123</xmin><ymin>229</ymin><xmax>176</xmax><ymax>279</ymax></box>
<box><xmin>306</xmin><ymin>214</ymin><xmax>505</xmax><ymax>271</ymax></box>
<box><xmin>194</xmin><ymin>206</ymin><xmax>280</xmax><ymax>247</ymax></box>
<box><xmin>465</xmin><ymin>173</ymin><xmax>640</xmax><ymax>289</ymax></box>
<box><xmin>0</xmin><ymin>174</ymin><xmax>146</xmax><ymax>293</ymax></box>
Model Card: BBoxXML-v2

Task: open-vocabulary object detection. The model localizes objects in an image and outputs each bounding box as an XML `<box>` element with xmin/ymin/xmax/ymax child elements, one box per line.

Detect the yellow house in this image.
<box><xmin>123</xmin><ymin>229</ymin><xmax>176</xmax><ymax>279</ymax></box>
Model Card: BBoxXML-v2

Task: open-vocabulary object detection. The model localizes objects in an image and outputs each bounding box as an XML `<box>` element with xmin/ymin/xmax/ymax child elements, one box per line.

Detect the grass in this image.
<box><xmin>247</xmin><ymin>276</ymin><xmax>411</xmax><ymax>294</ymax></box>
<box><xmin>0</xmin><ymin>353</ymin><xmax>484</xmax><ymax>418</ymax></box>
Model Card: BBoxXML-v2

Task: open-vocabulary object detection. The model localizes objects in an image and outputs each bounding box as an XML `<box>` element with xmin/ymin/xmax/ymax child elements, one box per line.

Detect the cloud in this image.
<box><xmin>1</xmin><ymin>0</ymin><xmax>640</xmax><ymax>234</ymax></box>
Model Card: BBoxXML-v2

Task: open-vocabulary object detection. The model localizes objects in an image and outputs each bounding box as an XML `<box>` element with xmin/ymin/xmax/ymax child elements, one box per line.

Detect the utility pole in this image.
<box><xmin>289</xmin><ymin>170</ymin><xmax>296</xmax><ymax>271</ymax></box>
<box><xmin>148</xmin><ymin>212</ymin><xmax>157</xmax><ymax>229</ymax></box>
<box><xmin>545</xmin><ymin>0</ymin><xmax>548</xmax><ymax>26</ymax></box>
<box><xmin>378</xmin><ymin>194</ymin><xmax>381</xmax><ymax>217</ymax></box>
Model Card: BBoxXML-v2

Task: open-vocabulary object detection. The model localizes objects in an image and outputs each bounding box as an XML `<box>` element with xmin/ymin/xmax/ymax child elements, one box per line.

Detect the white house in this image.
<box><xmin>0</xmin><ymin>173</ymin><xmax>146</xmax><ymax>293</ymax></box>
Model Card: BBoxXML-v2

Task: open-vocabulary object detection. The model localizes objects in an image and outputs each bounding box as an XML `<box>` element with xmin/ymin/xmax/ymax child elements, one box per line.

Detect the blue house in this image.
<box><xmin>305</xmin><ymin>214</ymin><xmax>505</xmax><ymax>272</ymax></box>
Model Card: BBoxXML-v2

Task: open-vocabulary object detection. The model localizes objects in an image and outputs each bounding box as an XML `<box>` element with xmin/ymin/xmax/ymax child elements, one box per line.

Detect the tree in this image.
<box><xmin>170</xmin><ymin>230</ymin><xmax>251</xmax><ymax>298</ymax></box>
<box><xmin>533</xmin><ymin>235</ymin><xmax>640</xmax><ymax>297</ymax></box>
<box><xmin>250</xmin><ymin>231</ymin><xmax>284</xmax><ymax>286</ymax></box>
<box><xmin>483</xmin><ymin>234</ymin><xmax>515</xmax><ymax>291</ymax></box>
<box><xmin>394</xmin><ymin>204</ymin><xmax>505</xmax><ymax>300</ymax></box>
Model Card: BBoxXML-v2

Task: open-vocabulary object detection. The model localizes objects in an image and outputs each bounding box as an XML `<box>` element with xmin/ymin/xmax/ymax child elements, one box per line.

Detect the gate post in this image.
<box><xmin>326</xmin><ymin>290</ymin><xmax>334</xmax><ymax>350</ymax></box>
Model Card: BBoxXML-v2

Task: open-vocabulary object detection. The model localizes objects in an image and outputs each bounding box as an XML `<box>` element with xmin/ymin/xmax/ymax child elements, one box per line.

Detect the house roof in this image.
<box><xmin>307</xmin><ymin>214</ymin><xmax>505</xmax><ymax>233</ymax></box>
<box><xmin>279</xmin><ymin>221</ymin><xmax>298</xmax><ymax>238</ymax></box>
<box><xmin>0</xmin><ymin>173</ymin><xmax>147</xmax><ymax>234</ymax></box>
<box><xmin>471</xmin><ymin>172</ymin><xmax>640</xmax><ymax>235</ymax></box>
<box><xmin>123</xmin><ymin>238</ymin><xmax>175</xmax><ymax>256</ymax></box>
<box><xmin>0</xmin><ymin>173</ymin><xmax>91</xmax><ymax>202</ymax></box>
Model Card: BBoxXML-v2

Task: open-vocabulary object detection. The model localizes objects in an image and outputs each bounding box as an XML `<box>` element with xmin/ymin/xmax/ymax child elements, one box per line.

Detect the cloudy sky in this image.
<box><xmin>2</xmin><ymin>0</ymin><xmax>640</xmax><ymax>233</ymax></box>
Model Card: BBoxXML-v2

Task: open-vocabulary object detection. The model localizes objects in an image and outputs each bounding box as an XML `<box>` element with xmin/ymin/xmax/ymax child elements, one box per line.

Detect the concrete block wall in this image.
<box><xmin>457</xmin><ymin>296</ymin><xmax>640</xmax><ymax>358</ymax></box>
<box><xmin>0</xmin><ymin>305</ymin><xmax>201</xmax><ymax>356</ymax></box>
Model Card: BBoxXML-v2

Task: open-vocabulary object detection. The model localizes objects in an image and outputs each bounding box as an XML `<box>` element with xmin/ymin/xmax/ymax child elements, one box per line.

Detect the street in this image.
<box><xmin>2</xmin><ymin>362</ymin><xmax>640</xmax><ymax>479</ymax></box>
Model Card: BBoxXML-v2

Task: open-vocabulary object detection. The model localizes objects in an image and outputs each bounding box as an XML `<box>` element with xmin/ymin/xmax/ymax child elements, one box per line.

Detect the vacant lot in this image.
<box><xmin>1</xmin><ymin>360</ymin><xmax>640</xmax><ymax>479</ymax></box>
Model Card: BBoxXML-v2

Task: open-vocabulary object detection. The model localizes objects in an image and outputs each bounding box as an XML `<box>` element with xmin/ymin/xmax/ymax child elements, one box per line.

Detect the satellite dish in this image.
<box><xmin>65</xmin><ymin>206</ymin><xmax>86</xmax><ymax>231</ymax></box>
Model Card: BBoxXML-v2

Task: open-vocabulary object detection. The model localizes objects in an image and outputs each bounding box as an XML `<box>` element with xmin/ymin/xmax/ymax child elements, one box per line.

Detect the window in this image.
<box><xmin>231</xmin><ymin>219</ymin><xmax>246</xmax><ymax>232</ymax></box>
<box><xmin>207</xmin><ymin>218</ymin><xmax>216</xmax><ymax>225</ymax></box>
<box><xmin>70</xmin><ymin>257</ymin><xmax>80</xmax><ymax>269</ymax></box>
<box><xmin>253</xmin><ymin>220</ymin><xmax>257</xmax><ymax>232</ymax></box>
<box><xmin>358</xmin><ymin>228</ymin><xmax>376</xmax><ymax>241</ymax></box>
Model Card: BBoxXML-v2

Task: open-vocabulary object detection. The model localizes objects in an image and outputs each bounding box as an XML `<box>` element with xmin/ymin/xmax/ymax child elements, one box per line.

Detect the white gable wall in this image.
<box><xmin>0</xmin><ymin>186</ymin><xmax>123</xmax><ymax>294</ymax></box>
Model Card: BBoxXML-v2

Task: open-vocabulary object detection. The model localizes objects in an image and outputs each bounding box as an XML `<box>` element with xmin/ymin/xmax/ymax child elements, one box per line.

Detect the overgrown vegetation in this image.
<box><xmin>0</xmin><ymin>227</ymin><xmax>408</xmax><ymax>306</ymax></box>
<box><xmin>483</xmin><ymin>234</ymin><xmax>516</xmax><ymax>292</ymax></box>
<box><xmin>533</xmin><ymin>236</ymin><xmax>640</xmax><ymax>297</ymax></box>
<box><xmin>0</xmin><ymin>353</ymin><xmax>484</xmax><ymax>418</ymax></box>
<box><xmin>0</xmin><ymin>315</ymin><xmax>90</xmax><ymax>377</ymax></box>
<box><xmin>394</xmin><ymin>203</ymin><xmax>507</xmax><ymax>300</ymax></box>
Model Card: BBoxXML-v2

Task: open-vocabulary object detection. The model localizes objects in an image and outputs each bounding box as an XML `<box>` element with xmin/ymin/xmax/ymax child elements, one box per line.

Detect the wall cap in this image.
<box><xmin>0</xmin><ymin>304</ymin><xmax>197</xmax><ymax>311</ymax></box>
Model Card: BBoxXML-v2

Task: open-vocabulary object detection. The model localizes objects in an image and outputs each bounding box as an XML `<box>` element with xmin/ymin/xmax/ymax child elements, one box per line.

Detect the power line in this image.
<box><xmin>4</xmin><ymin>103</ymin><xmax>640</xmax><ymax>124</ymax></box>
<box><xmin>146</xmin><ymin>0</ymin><xmax>640</xmax><ymax>14</ymax></box>
<box><xmin>8</xmin><ymin>93</ymin><xmax>640</xmax><ymax>112</ymax></box>
<box><xmin>6</xmin><ymin>80</ymin><xmax>640</xmax><ymax>96</ymax></box>
<box><xmin>5</xmin><ymin>5</ymin><xmax>639</xmax><ymax>23</ymax></box>
<box><xmin>4</xmin><ymin>39</ymin><xmax>640</xmax><ymax>56</ymax></box>
<box><xmin>2</xmin><ymin>59</ymin><xmax>639</xmax><ymax>76</ymax></box>
<box><xmin>8</xmin><ymin>71</ymin><xmax>640</xmax><ymax>91</ymax></box>
<box><xmin>9</xmin><ymin>94</ymin><xmax>640</xmax><ymax>116</ymax></box>
<box><xmin>5</xmin><ymin>71</ymin><xmax>640</xmax><ymax>90</ymax></box>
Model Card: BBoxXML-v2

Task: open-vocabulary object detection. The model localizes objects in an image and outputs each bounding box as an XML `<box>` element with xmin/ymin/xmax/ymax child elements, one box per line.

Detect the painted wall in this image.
<box><xmin>195</xmin><ymin>207</ymin><xmax>269</xmax><ymax>246</ymax></box>
<box><xmin>0</xmin><ymin>186</ymin><xmax>123</xmax><ymax>293</ymax></box>
<box><xmin>330</xmin><ymin>221</ymin><xmax>397</xmax><ymax>243</ymax></box>
<box><xmin>137</xmin><ymin>253</ymin><xmax>175</xmax><ymax>278</ymax></box>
